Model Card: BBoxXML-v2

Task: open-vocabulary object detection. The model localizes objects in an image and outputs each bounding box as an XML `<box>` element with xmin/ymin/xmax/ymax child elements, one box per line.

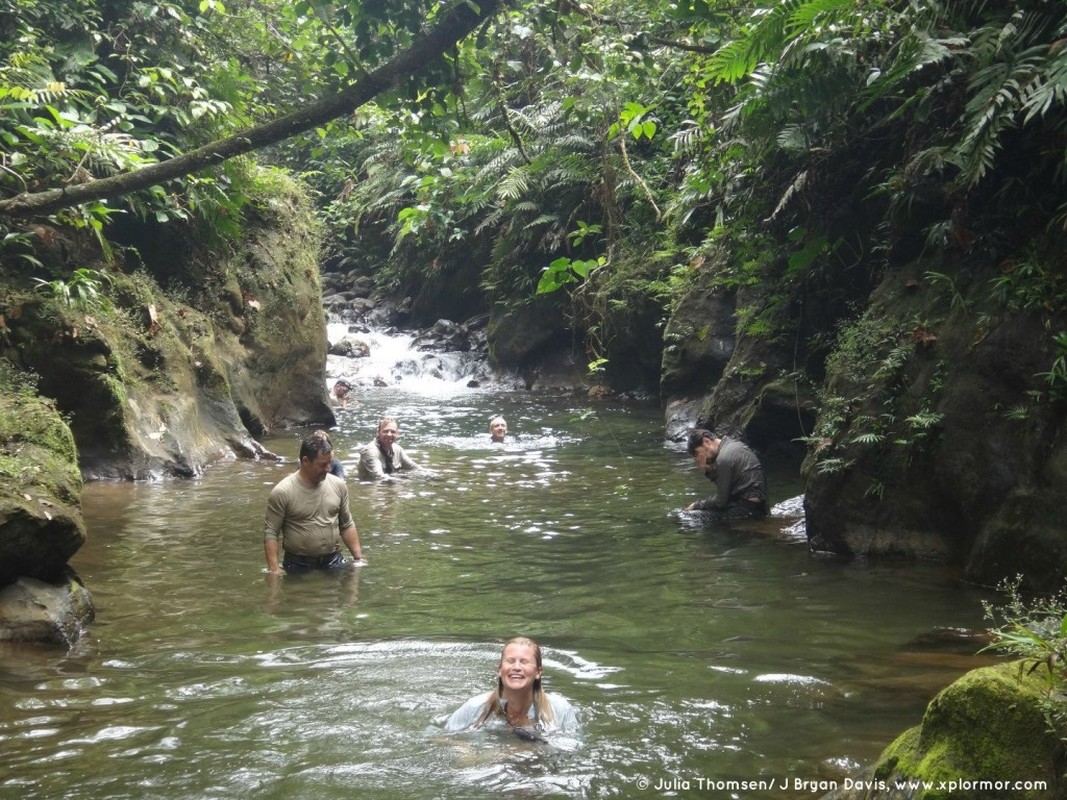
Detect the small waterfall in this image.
<box><xmin>326</xmin><ymin>320</ymin><xmax>515</xmax><ymax>395</ymax></box>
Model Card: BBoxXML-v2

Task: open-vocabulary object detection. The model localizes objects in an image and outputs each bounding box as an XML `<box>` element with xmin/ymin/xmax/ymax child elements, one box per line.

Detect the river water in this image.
<box><xmin>0</xmin><ymin>330</ymin><xmax>998</xmax><ymax>800</ymax></box>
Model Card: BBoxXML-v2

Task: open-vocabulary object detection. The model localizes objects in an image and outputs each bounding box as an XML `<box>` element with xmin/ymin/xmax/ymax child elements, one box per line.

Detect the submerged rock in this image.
<box><xmin>0</xmin><ymin>572</ymin><xmax>94</xmax><ymax>646</ymax></box>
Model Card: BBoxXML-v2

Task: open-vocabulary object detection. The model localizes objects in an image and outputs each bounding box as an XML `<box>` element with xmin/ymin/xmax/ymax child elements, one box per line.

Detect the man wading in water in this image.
<box><xmin>263</xmin><ymin>432</ymin><xmax>365</xmax><ymax>573</ymax></box>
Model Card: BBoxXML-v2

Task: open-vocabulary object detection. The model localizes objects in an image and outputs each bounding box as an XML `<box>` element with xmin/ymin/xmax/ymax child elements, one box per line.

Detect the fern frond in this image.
<box><xmin>510</xmin><ymin>200</ymin><xmax>539</xmax><ymax>214</ymax></box>
<box><xmin>769</xmin><ymin>169</ymin><xmax>808</xmax><ymax>221</ymax></box>
<box><xmin>497</xmin><ymin>166</ymin><xmax>531</xmax><ymax>201</ymax></box>
<box><xmin>1020</xmin><ymin>43</ymin><xmax>1067</xmax><ymax>123</ymax></box>
<box><xmin>670</xmin><ymin>122</ymin><xmax>704</xmax><ymax>155</ymax></box>
<box><xmin>523</xmin><ymin>213</ymin><xmax>558</xmax><ymax>231</ymax></box>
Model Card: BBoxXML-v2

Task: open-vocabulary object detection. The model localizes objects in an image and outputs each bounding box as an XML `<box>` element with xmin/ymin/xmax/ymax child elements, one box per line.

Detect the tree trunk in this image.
<box><xmin>0</xmin><ymin>0</ymin><xmax>505</xmax><ymax>218</ymax></box>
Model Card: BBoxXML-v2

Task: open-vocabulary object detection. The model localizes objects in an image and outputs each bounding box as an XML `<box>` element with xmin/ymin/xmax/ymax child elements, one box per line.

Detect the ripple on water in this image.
<box><xmin>2</xmin><ymin>387</ymin><xmax>993</xmax><ymax>800</ymax></box>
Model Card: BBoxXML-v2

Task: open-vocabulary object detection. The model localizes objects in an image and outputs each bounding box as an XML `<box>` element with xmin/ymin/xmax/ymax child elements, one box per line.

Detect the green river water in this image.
<box><xmin>0</xmin><ymin>385</ymin><xmax>997</xmax><ymax>800</ymax></box>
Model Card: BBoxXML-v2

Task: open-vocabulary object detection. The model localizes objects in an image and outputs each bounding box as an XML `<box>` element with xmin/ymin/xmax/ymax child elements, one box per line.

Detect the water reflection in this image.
<box><xmin>0</xmin><ymin>387</ymin><xmax>1000</xmax><ymax>800</ymax></box>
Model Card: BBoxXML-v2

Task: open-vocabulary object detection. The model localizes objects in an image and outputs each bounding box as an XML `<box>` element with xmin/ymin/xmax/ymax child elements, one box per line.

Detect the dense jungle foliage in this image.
<box><xmin>1</xmin><ymin>0</ymin><xmax>1065</xmax><ymax>394</ymax></box>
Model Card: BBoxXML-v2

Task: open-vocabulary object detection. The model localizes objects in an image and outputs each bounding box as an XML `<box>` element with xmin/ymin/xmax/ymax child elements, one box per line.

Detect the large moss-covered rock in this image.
<box><xmin>658</xmin><ymin>245</ymin><xmax>817</xmax><ymax>453</ymax></box>
<box><xmin>660</xmin><ymin>274</ymin><xmax>738</xmax><ymax>401</ymax></box>
<box><xmin>0</xmin><ymin>360</ymin><xmax>85</xmax><ymax>585</ymax></box>
<box><xmin>487</xmin><ymin>296</ymin><xmax>582</xmax><ymax>388</ymax></box>
<box><xmin>827</xmin><ymin>660</ymin><xmax>1067</xmax><ymax>799</ymax></box>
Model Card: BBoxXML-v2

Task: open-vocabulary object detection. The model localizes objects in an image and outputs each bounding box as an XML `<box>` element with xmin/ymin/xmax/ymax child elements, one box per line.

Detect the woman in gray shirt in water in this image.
<box><xmin>445</xmin><ymin>637</ymin><xmax>579</xmax><ymax>739</ymax></box>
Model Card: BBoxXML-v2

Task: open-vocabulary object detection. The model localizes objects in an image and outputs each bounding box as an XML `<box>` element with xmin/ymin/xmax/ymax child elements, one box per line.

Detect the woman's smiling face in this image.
<box><xmin>498</xmin><ymin>642</ymin><xmax>542</xmax><ymax>691</ymax></box>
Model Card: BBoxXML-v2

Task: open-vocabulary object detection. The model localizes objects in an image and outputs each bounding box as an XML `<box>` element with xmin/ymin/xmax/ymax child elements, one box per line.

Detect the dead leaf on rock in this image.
<box><xmin>145</xmin><ymin>304</ymin><xmax>161</xmax><ymax>337</ymax></box>
<box><xmin>910</xmin><ymin>325</ymin><xmax>937</xmax><ymax>347</ymax></box>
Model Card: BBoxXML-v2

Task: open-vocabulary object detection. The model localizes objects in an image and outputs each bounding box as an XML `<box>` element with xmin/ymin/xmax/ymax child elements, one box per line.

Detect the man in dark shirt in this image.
<box><xmin>685</xmin><ymin>428</ymin><xmax>768</xmax><ymax>520</ymax></box>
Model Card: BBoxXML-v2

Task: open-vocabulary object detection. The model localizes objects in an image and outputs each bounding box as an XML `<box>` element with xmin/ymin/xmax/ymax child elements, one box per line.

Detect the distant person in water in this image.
<box><xmin>331</xmin><ymin>379</ymin><xmax>353</xmax><ymax>407</ymax></box>
<box><xmin>357</xmin><ymin>417</ymin><xmax>422</xmax><ymax>480</ymax></box>
<box><xmin>489</xmin><ymin>416</ymin><xmax>508</xmax><ymax>443</ymax></box>
<box><xmin>685</xmin><ymin>428</ymin><xmax>768</xmax><ymax>520</ymax></box>
<box><xmin>263</xmin><ymin>432</ymin><xmax>365</xmax><ymax>574</ymax></box>
<box><xmin>312</xmin><ymin>429</ymin><xmax>345</xmax><ymax>479</ymax></box>
<box><xmin>445</xmin><ymin>637</ymin><xmax>579</xmax><ymax>738</ymax></box>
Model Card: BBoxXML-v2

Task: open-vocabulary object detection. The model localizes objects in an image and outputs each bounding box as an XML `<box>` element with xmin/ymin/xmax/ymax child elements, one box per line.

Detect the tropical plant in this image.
<box><xmin>32</xmin><ymin>267</ymin><xmax>112</xmax><ymax>311</ymax></box>
<box><xmin>982</xmin><ymin>576</ymin><xmax>1067</xmax><ymax>695</ymax></box>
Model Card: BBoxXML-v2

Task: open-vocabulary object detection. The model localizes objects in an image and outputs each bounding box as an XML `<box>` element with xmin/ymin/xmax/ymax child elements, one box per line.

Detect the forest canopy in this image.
<box><xmin>1</xmin><ymin>0</ymin><xmax>1065</xmax><ymax>386</ymax></box>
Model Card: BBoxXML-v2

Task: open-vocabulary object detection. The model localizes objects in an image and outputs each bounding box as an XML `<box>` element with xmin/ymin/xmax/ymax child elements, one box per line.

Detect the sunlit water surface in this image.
<box><xmin>0</xmin><ymin>362</ymin><xmax>997</xmax><ymax>799</ymax></box>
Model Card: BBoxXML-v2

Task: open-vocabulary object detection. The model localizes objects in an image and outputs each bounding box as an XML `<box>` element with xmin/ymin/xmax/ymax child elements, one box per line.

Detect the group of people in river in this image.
<box><xmin>263</xmin><ymin>414</ymin><xmax>514</xmax><ymax>573</ymax></box>
<box><xmin>261</xmin><ymin>412</ymin><xmax>766</xmax><ymax>739</ymax></box>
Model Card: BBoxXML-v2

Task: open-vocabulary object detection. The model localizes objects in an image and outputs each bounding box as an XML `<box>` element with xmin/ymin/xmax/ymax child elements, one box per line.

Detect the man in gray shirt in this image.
<box><xmin>685</xmin><ymin>428</ymin><xmax>768</xmax><ymax>520</ymax></box>
<box><xmin>357</xmin><ymin>417</ymin><xmax>421</xmax><ymax>480</ymax></box>
<box><xmin>264</xmin><ymin>432</ymin><xmax>364</xmax><ymax>573</ymax></box>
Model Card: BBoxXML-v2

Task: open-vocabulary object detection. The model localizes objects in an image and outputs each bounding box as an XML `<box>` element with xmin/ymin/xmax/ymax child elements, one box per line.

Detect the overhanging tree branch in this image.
<box><xmin>0</xmin><ymin>0</ymin><xmax>507</xmax><ymax>218</ymax></box>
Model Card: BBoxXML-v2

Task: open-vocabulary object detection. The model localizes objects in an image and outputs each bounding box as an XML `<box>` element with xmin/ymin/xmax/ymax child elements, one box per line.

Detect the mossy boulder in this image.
<box><xmin>827</xmin><ymin>660</ymin><xmax>1067</xmax><ymax>799</ymax></box>
<box><xmin>0</xmin><ymin>360</ymin><xmax>85</xmax><ymax>586</ymax></box>
<box><xmin>487</xmin><ymin>296</ymin><xmax>580</xmax><ymax>388</ymax></box>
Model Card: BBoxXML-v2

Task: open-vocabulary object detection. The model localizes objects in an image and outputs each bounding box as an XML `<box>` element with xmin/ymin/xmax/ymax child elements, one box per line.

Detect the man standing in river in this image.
<box><xmin>263</xmin><ymin>432</ymin><xmax>365</xmax><ymax>574</ymax></box>
<box><xmin>685</xmin><ymin>428</ymin><xmax>768</xmax><ymax>520</ymax></box>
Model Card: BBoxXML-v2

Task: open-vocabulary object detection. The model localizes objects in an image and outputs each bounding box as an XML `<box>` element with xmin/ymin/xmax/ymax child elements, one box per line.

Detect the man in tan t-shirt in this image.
<box><xmin>263</xmin><ymin>432</ymin><xmax>365</xmax><ymax>574</ymax></box>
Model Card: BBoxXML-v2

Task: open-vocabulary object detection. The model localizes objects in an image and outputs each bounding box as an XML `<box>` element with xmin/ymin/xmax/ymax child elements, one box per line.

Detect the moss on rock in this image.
<box><xmin>0</xmin><ymin>360</ymin><xmax>85</xmax><ymax>585</ymax></box>
<box><xmin>849</xmin><ymin>660</ymin><xmax>1067</xmax><ymax>799</ymax></box>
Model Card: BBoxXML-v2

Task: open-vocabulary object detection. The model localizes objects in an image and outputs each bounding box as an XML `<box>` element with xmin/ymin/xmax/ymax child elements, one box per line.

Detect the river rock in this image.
<box><xmin>823</xmin><ymin>660</ymin><xmax>1066</xmax><ymax>800</ymax></box>
<box><xmin>0</xmin><ymin>572</ymin><xmax>94</xmax><ymax>645</ymax></box>
<box><xmin>413</xmin><ymin>319</ymin><xmax>478</xmax><ymax>352</ymax></box>
<box><xmin>0</xmin><ymin>367</ymin><xmax>87</xmax><ymax>587</ymax></box>
<box><xmin>661</xmin><ymin>279</ymin><xmax>738</xmax><ymax>399</ymax></box>
<box><xmin>487</xmin><ymin>297</ymin><xmax>569</xmax><ymax>369</ymax></box>
<box><xmin>329</xmin><ymin>336</ymin><xmax>371</xmax><ymax>357</ymax></box>
<box><xmin>0</xmin><ymin>498</ymin><xmax>85</xmax><ymax>586</ymax></box>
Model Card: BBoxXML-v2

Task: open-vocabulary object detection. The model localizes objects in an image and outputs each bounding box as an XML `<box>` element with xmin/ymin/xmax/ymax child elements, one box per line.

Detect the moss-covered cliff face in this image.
<box><xmin>802</xmin><ymin>258</ymin><xmax>1066</xmax><ymax>591</ymax></box>
<box><xmin>0</xmin><ymin>168</ymin><xmax>331</xmax><ymax>480</ymax></box>
<box><xmin>658</xmin><ymin>238</ymin><xmax>824</xmax><ymax>455</ymax></box>
<box><xmin>0</xmin><ymin>168</ymin><xmax>331</xmax><ymax>638</ymax></box>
